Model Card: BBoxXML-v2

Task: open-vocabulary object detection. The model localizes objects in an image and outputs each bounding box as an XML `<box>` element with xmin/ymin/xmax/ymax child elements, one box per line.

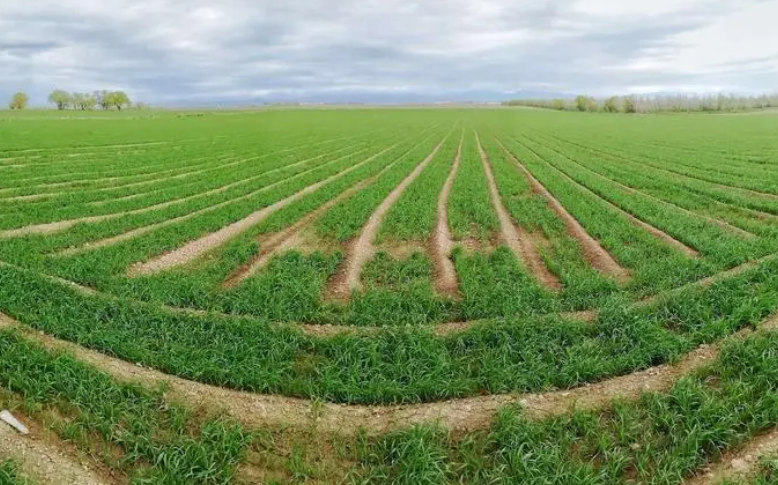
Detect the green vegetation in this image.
<box><xmin>351</xmin><ymin>328</ymin><xmax>778</xmax><ymax>484</ymax></box>
<box><xmin>0</xmin><ymin>461</ymin><xmax>32</xmax><ymax>485</ymax></box>
<box><xmin>0</xmin><ymin>330</ymin><xmax>251</xmax><ymax>484</ymax></box>
<box><xmin>1</xmin><ymin>108</ymin><xmax>778</xmax><ymax>482</ymax></box>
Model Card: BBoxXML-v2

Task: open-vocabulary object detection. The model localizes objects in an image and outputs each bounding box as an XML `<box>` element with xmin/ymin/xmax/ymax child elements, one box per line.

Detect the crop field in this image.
<box><xmin>2</xmin><ymin>108</ymin><xmax>778</xmax><ymax>484</ymax></box>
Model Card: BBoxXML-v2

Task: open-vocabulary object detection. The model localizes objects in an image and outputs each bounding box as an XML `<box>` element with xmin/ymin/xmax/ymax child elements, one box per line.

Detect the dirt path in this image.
<box><xmin>430</xmin><ymin>133</ymin><xmax>464</xmax><ymax>297</ymax></box>
<box><xmin>4</xmin><ymin>311</ymin><xmax>774</xmax><ymax>437</ymax></box>
<box><xmin>128</xmin><ymin>144</ymin><xmax>398</xmax><ymax>276</ymax></box>
<box><xmin>326</xmin><ymin>136</ymin><xmax>448</xmax><ymax>299</ymax></box>
<box><xmin>501</xmin><ymin>142</ymin><xmax>700</xmax><ymax>259</ymax></box>
<box><xmin>477</xmin><ymin>133</ymin><xmax>561</xmax><ymax>290</ymax></box>
<box><xmin>686</xmin><ymin>427</ymin><xmax>778</xmax><ymax>485</ymax></box>
<box><xmin>0</xmin><ymin>414</ymin><xmax>110</xmax><ymax>485</ymax></box>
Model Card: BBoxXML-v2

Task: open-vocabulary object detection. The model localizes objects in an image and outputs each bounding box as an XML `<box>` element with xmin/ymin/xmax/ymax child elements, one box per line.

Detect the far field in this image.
<box><xmin>2</xmin><ymin>108</ymin><xmax>778</xmax><ymax>484</ymax></box>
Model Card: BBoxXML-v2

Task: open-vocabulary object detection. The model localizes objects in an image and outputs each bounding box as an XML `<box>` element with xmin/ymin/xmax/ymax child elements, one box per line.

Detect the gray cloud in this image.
<box><xmin>0</xmin><ymin>0</ymin><xmax>776</xmax><ymax>105</ymax></box>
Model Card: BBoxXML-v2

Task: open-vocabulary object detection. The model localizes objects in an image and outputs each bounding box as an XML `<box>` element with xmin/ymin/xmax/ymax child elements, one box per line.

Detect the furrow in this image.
<box><xmin>478</xmin><ymin>133</ymin><xmax>562</xmax><ymax>289</ymax></box>
<box><xmin>686</xmin><ymin>428</ymin><xmax>778</xmax><ymax>485</ymax></box>
<box><xmin>128</xmin><ymin>144</ymin><xmax>399</xmax><ymax>276</ymax></box>
<box><xmin>530</xmin><ymin>136</ymin><xmax>758</xmax><ymax>240</ymax></box>
<box><xmin>222</xmin><ymin>151</ymin><xmax>408</xmax><ymax>287</ymax></box>
<box><xmin>430</xmin><ymin>133</ymin><xmax>464</xmax><ymax>297</ymax></box>
<box><xmin>2</xmin><ymin>311</ymin><xmax>774</xmax><ymax>437</ymax></box>
<box><xmin>501</xmin><ymin>140</ymin><xmax>700</xmax><ymax>258</ymax></box>
<box><xmin>325</xmin><ymin>136</ymin><xmax>448</xmax><ymax>299</ymax></box>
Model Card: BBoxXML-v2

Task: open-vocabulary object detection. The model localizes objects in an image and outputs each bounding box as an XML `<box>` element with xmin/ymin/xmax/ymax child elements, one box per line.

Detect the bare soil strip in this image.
<box><xmin>639</xmin><ymin>252</ymin><xmax>778</xmax><ymax>310</ymax></box>
<box><xmin>547</xmin><ymin>134</ymin><xmax>778</xmax><ymax>202</ymax></box>
<box><xmin>54</xmin><ymin>153</ymin><xmax>360</xmax><ymax>256</ymax></box>
<box><xmin>430</xmin><ymin>133</ymin><xmax>464</xmax><ymax>297</ymax></box>
<box><xmin>501</xmin><ymin>143</ymin><xmax>700</xmax><ymax>259</ymax></box>
<box><xmin>686</xmin><ymin>428</ymin><xmax>778</xmax><ymax>485</ymax></box>
<box><xmin>5</xmin><ymin>251</ymin><xmax>775</xmax><ymax>345</ymax></box>
<box><xmin>223</xmin><ymin>153</ymin><xmax>409</xmax><ymax>287</ymax></box>
<box><xmin>326</xmin><ymin>137</ymin><xmax>448</xmax><ymax>299</ymax></box>
<box><xmin>3</xmin><ymin>311</ymin><xmax>774</xmax><ymax>437</ymax></box>
<box><xmin>534</xmin><ymin>139</ymin><xmax>758</xmax><ymax>239</ymax></box>
<box><xmin>477</xmin><ymin>133</ymin><xmax>562</xmax><ymax>289</ymax></box>
<box><xmin>55</xmin><ymin>147</ymin><xmax>379</xmax><ymax>256</ymax></box>
<box><xmin>128</xmin><ymin>145</ymin><xmax>398</xmax><ymax>276</ymax></box>
<box><xmin>2</xmin><ymin>146</ymin><xmax>362</xmax><ymax>240</ymax></box>
<box><xmin>0</xmin><ymin>409</ymin><xmax>110</xmax><ymax>485</ymax></box>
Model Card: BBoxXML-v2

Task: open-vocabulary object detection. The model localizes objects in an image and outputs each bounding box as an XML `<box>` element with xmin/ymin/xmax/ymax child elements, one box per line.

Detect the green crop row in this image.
<box><xmin>2</xmin><ymin>245</ymin><xmax>778</xmax><ymax>404</ymax></box>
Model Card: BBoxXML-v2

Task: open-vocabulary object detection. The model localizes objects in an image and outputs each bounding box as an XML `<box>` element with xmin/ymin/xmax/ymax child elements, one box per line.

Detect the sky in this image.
<box><xmin>1</xmin><ymin>0</ymin><xmax>777</xmax><ymax>105</ymax></box>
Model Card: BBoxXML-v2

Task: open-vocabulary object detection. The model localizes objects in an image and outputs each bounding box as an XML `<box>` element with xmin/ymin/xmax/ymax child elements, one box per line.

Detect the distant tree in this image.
<box><xmin>603</xmin><ymin>96</ymin><xmax>620</xmax><ymax>113</ymax></box>
<box><xmin>108</xmin><ymin>91</ymin><xmax>131</xmax><ymax>110</ymax></box>
<box><xmin>94</xmin><ymin>90</ymin><xmax>110</xmax><ymax>110</ymax></box>
<box><xmin>622</xmin><ymin>96</ymin><xmax>637</xmax><ymax>114</ymax></box>
<box><xmin>551</xmin><ymin>98</ymin><xmax>566</xmax><ymax>110</ymax></box>
<box><xmin>8</xmin><ymin>92</ymin><xmax>29</xmax><ymax>110</ymax></box>
<box><xmin>575</xmin><ymin>95</ymin><xmax>597</xmax><ymax>112</ymax></box>
<box><xmin>575</xmin><ymin>95</ymin><xmax>588</xmax><ymax>112</ymax></box>
<box><xmin>48</xmin><ymin>90</ymin><xmax>73</xmax><ymax>110</ymax></box>
<box><xmin>71</xmin><ymin>92</ymin><xmax>97</xmax><ymax>111</ymax></box>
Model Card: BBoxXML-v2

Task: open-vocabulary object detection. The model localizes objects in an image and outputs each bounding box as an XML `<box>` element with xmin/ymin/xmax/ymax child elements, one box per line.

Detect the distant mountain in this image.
<box><xmin>158</xmin><ymin>89</ymin><xmax>575</xmax><ymax>107</ymax></box>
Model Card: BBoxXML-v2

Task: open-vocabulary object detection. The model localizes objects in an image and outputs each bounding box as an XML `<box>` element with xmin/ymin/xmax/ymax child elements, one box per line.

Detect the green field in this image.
<box><xmin>2</xmin><ymin>108</ymin><xmax>778</xmax><ymax>484</ymax></box>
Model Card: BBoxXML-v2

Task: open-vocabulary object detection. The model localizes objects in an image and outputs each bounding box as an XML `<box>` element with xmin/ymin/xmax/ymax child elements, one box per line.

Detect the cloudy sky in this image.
<box><xmin>1</xmin><ymin>0</ymin><xmax>777</xmax><ymax>105</ymax></box>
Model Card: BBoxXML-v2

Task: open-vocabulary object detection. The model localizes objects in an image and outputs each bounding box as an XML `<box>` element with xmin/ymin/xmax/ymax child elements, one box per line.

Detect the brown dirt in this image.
<box><xmin>5</xmin><ymin>252</ymin><xmax>773</xmax><ymax>344</ymax></box>
<box><xmin>430</xmin><ymin>133</ymin><xmax>464</xmax><ymax>297</ymax></box>
<box><xmin>382</xmin><ymin>242</ymin><xmax>427</xmax><ymax>260</ymax></box>
<box><xmin>477</xmin><ymin>133</ymin><xmax>562</xmax><ymax>290</ymax></box>
<box><xmin>128</xmin><ymin>145</ymin><xmax>397</xmax><ymax>276</ymax></box>
<box><xmin>325</xmin><ymin>137</ymin><xmax>448</xmax><ymax>300</ymax></box>
<box><xmin>518</xmin><ymin>146</ymin><xmax>700</xmax><ymax>257</ymax></box>
<box><xmin>496</xmin><ymin>140</ymin><xmax>632</xmax><ymax>283</ymax></box>
<box><xmin>223</xmin><ymin>157</ymin><xmax>404</xmax><ymax>288</ymax></box>
<box><xmin>0</xmin><ymin>408</ymin><xmax>111</xmax><ymax>485</ymax></box>
<box><xmin>638</xmin><ymin>252</ymin><xmax>778</xmax><ymax>309</ymax></box>
<box><xmin>540</xmin><ymin>136</ymin><xmax>758</xmax><ymax>239</ymax></box>
<box><xmin>610</xmin><ymin>177</ymin><xmax>756</xmax><ymax>240</ymax></box>
<box><xmin>686</xmin><ymin>428</ymin><xmax>778</xmax><ymax>485</ymax></box>
<box><xmin>4</xmin><ymin>311</ymin><xmax>775</xmax><ymax>437</ymax></box>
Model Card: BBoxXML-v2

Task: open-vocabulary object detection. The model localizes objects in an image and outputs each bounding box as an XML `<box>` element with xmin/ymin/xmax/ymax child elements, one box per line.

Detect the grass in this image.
<box><xmin>350</xmin><ymin>328</ymin><xmax>778</xmax><ymax>485</ymax></box>
<box><xmin>0</xmin><ymin>462</ymin><xmax>33</xmax><ymax>485</ymax></box>
<box><xmin>0</xmin><ymin>330</ymin><xmax>252</xmax><ymax>484</ymax></box>
<box><xmin>2</xmin><ymin>107</ymin><xmax>778</xmax><ymax>482</ymax></box>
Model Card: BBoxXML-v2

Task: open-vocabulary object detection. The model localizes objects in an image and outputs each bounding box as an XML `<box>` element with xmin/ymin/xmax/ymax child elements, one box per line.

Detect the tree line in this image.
<box><xmin>502</xmin><ymin>93</ymin><xmax>778</xmax><ymax>114</ymax></box>
<box><xmin>7</xmin><ymin>90</ymin><xmax>140</xmax><ymax>111</ymax></box>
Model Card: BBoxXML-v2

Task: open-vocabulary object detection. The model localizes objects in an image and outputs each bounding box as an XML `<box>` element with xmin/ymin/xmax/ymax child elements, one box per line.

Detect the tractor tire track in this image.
<box><xmin>128</xmin><ymin>144</ymin><xmax>399</xmax><ymax>276</ymax></box>
<box><xmin>499</xmin><ymin>140</ymin><xmax>700</xmax><ymax>259</ymax></box>
<box><xmin>522</xmin><ymin>135</ymin><xmax>758</xmax><ymax>240</ymax></box>
<box><xmin>2</xmin><ymin>311</ymin><xmax>774</xmax><ymax>437</ymax></box>
<box><xmin>1</xmin><ymin>144</ymin><xmax>367</xmax><ymax>240</ymax></box>
<box><xmin>477</xmin><ymin>133</ymin><xmax>562</xmax><ymax>289</ymax></box>
<box><xmin>325</xmin><ymin>136</ymin><xmax>448</xmax><ymax>299</ymax></box>
<box><xmin>222</xmin><ymin>142</ymin><xmax>421</xmax><ymax>287</ymax></box>
<box><xmin>430</xmin><ymin>133</ymin><xmax>464</xmax><ymax>297</ymax></box>
<box><xmin>686</xmin><ymin>427</ymin><xmax>778</xmax><ymax>485</ymax></box>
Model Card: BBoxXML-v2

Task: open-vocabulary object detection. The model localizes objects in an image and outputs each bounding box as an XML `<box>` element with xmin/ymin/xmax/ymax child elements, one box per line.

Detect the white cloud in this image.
<box><xmin>0</xmin><ymin>0</ymin><xmax>776</xmax><ymax>104</ymax></box>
